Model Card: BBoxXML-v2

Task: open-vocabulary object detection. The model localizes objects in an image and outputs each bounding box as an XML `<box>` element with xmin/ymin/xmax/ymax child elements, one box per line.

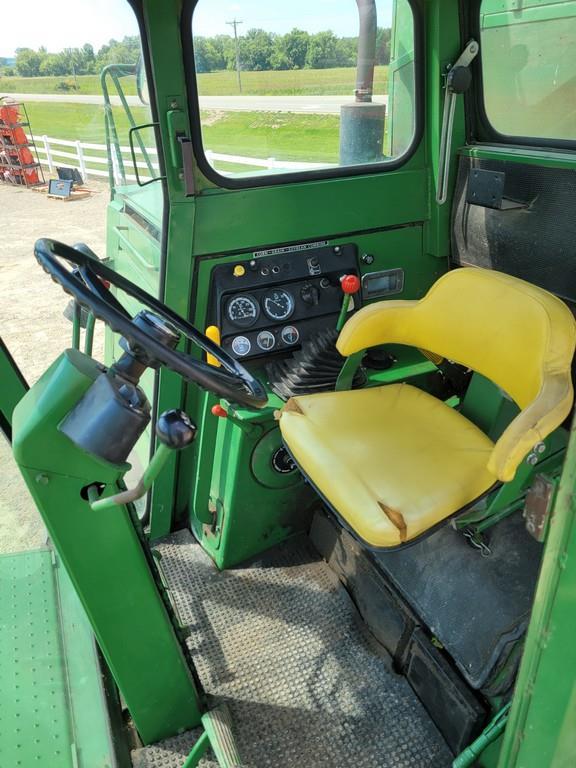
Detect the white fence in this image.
<box><xmin>30</xmin><ymin>134</ymin><xmax>158</xmax><ymax>184</ymax></box>
<box><xmin>29</xmin><ymin>134</ymin><xmax>328</xmax><ymax>184</ymax></box>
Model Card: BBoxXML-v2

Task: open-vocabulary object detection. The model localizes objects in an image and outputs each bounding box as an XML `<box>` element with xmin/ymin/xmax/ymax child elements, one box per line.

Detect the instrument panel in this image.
<box><xmin>208</xmin><ymin>242</ymin><xmax>361</xmax><ymax>360</ymax></box>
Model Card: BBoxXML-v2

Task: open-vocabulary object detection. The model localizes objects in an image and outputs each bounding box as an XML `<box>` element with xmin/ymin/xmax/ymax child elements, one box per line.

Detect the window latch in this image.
<box><xmin>437</xmin><ymin>39</ymin><xmax>479</xmax><ymax>206</ymax></box>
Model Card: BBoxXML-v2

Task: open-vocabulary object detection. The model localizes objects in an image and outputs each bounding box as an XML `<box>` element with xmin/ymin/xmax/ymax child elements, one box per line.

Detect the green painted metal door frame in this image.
<box><xmin>496</xmin><ymin>417</ymin><xmax>576</xmax><ymax>768</ymax></box>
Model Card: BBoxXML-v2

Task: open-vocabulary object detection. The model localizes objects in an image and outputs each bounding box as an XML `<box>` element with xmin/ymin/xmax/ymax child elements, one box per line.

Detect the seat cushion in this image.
<box><xmin>279</xmin><ymin>383</ymin><xmax>498</xmax><ymax>548</ymax></box>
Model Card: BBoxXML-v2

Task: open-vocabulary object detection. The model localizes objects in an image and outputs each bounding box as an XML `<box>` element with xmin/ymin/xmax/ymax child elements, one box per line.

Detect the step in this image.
<box><xmin>0</xmin><ymin>548</ymin><xmax>121</xmax><ymax>768</ymax></box>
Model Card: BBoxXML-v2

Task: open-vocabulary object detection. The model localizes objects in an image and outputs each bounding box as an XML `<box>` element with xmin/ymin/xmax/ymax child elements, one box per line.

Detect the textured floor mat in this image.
<box><xmin>133</xmin><ymin>531</ymin><xmax>452</xmax><ymax>768</ymax></box>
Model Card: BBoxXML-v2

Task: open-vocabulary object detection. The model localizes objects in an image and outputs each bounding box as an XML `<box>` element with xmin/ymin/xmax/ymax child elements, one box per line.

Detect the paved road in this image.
<box><xmin>3</xmin><ymin>92</ymin><xmax>388</xmax><ymax>114</ymax></box>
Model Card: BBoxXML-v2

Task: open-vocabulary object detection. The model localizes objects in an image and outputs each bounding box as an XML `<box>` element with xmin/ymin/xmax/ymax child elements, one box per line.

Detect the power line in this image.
<box><xmin>226</xmin><ymin>18</ymin><xmax>243</xmax><ymax>94</ymax></box>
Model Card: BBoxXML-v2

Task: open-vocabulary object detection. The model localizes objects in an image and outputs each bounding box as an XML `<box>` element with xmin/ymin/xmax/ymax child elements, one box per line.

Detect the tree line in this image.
<box><xmin>194</xmin><ymin>28</ymin><xmax>391</xmax><ymax>73</ymax></box>
<box><xmin>3</xmin><ymin>37</ymin><xmax>140</xmax><ymax>78</ymax></box>
<box><xmin>3</xmin><ymin>27</ymin><xmax>392</xmax><ymax>80</ymax></box>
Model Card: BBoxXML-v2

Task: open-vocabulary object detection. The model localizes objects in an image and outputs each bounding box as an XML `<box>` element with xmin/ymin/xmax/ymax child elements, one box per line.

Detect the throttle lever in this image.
<box><xmin>437</xmin><ymin>39</ymin><xmax>479</xmax><ymax>206</ymax></box>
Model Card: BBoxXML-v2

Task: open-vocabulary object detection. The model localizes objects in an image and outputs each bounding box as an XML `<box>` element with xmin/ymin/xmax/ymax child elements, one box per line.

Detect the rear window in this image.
<box><xmin>189</xmin><ymin>0</ymin><xmax>418</xmax><ymax>182</ymax></box>
<box><xmin>479</xmin><ymin>0</ymin><xmax>576</xmax><ymax>142</ymax></box>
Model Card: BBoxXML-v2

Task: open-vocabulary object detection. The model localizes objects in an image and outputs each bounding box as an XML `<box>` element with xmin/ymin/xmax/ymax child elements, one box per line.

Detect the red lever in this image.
<box><xmin>340</xmin><ymin>274</ymin><xmax>361</xmax><ymax>295</ymax></box>
<box><xmin>211</xmin><ymin>404</ymin><xmax>228</xmax><ymax>418</ymax></box>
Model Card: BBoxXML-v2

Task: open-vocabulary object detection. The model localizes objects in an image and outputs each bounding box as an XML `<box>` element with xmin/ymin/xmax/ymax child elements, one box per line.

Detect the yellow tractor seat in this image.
<box><xmin>278</xmin><ymin>268</ymin><xmax>576</xmax><ymax>548</ymax></box>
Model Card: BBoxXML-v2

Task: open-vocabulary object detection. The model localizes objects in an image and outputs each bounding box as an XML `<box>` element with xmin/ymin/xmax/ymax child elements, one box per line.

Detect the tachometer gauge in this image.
<box><xmin>262</xmin><ymin>289</ymin><xmax>295</xmax><ymax>322</ymax></box>
<box><xmin>226</xmin><ymin>295</ymin><xmax>259</xmax><ymax>328</ymax></box>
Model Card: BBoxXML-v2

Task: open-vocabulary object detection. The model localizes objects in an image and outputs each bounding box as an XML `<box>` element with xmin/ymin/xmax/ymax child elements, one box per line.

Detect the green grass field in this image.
<box><xmin>0</xmin><ymin>74</ymin><xmax>137</xmax><ymax>96</ymax></box>
<box><xmin>202</xmin><ymin>111</ymin><xmax>339</xmax><ymax>164</ymax></box>
<box><xmin>25</xmin><ymin>102</ymin><xmax>341</xmax><ymax>170</ymax></box>
<box><xmin>25</xmin><ymin>102</ymin><xmax>149</xmax><ymax>144</ymax></box>
<box><xmin>1</xmin><ymin>65</ymin><xmax>388</xmax><ymax>98</ymax></box>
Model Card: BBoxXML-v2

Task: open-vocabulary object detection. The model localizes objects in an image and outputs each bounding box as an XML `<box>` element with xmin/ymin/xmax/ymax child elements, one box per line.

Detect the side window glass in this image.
<box><xmin>1</xmin><ymin>0</ymin><xmax>164</xmax><ymax>532</ymax></box>
<box><xmin>191</xmin><ymin>0</ymin><xmax>417</xmax><ymax>180</ymax></box>
<box><xmin>480</xmin><ymin>0</ymin><xmax>576</xmax><ymax>141</ymax></box>
<box><xmin>1</xmin><ymin>0</ymin><xmax>163</xmax><ymax>386</ymax></box>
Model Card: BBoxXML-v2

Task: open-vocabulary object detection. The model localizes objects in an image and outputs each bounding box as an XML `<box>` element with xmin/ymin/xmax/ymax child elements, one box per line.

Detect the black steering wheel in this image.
<box><xmin>34</xmin><ymin>238</ymin><xmax>268</xmax><ymax>409</ymax></box>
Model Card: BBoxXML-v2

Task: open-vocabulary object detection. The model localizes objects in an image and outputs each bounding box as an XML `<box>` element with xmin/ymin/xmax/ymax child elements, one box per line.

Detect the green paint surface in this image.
<box><xmin>0</xmin><ymin>550</ymin><xmax>75</xmax><ymax>768</ymax></box>
<box><xmin>12</xmin><ymin>350</ymin><xmax>202</xmax><ymax>744</ymax></box>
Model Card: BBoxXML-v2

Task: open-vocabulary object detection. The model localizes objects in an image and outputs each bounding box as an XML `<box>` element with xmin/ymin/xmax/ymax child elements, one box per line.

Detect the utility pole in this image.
<box><xmin>226</xmin><ymin>19</ymin><xmax>243</xmax><ymax>94</ymax></box>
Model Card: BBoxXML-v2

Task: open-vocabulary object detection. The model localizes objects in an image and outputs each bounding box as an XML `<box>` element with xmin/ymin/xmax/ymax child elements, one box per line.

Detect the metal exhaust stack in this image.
<box><xmin>339</xmin><ymin>0</ymin><xmax>386</xmax><ymax>165</ymax></box>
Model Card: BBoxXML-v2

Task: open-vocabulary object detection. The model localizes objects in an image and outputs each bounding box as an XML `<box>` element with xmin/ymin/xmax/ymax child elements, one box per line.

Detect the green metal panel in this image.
<box><xmin>197</xmin><ymin>399</ymin><xmax>318</xmax><ymax>569</ymax></box>
<box><xmin>0</xmin><ymin>550</ymin><xmax>75</xmax><ymax>768</ymax></box>
<box><xmin>191</xmin><ymin>168</ymin><xmax>427</xmax><ymax>257</ymax></box>
<box><xmin>497</xmin><ymin>420</ymin><xmax>576</xmax><ymax>768</ymax></box>
<box><xmin>55</xmin><ymin>555</ymin><xmax>125</xmax><ymax>768</ymax></box>
<box><xmin>423</xmin><ymin>0</ymin><xmax>465</xmax><ymax>263</ymax></box>
<box><xmin>0</xmin><ymin>548</ymin><xmax>124</xmax><ymax>768</ymax></box>
<box><xmin>12</xmin><ymin>349</ymin><xmax>202</xmax><ymax>744</ymax></box>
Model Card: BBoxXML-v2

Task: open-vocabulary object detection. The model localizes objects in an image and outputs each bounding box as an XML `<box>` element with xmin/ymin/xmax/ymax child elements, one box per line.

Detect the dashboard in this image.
<box><xmin>208</xmin><ymin>242</ymin><xmax>362</xmax><ymax>361</ymax></box>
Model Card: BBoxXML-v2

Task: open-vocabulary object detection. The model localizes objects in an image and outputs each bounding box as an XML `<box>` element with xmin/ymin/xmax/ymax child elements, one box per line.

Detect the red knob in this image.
<box><xmin>340</xmin><ymin>274</ymin><xmax>361</xmax><ymax>295</ymax></box>
<box><xmin>211</xmin><ymin>404</ymin><xmax>228</xmax><ymax>418</ymax></box>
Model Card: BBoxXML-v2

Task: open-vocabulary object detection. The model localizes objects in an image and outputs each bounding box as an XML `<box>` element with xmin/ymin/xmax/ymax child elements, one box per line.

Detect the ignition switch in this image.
<box><xmin>300</xmin><ymin>282</ymin><xmax>320</xmax><ymax>306</ymax></box>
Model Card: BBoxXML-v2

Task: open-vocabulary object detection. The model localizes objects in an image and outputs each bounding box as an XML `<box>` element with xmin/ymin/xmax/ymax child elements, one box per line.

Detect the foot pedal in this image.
<box><xmin>201</xmin><ymin>703</ymin><xmax>244</xmax><ymax>767</ymax></box>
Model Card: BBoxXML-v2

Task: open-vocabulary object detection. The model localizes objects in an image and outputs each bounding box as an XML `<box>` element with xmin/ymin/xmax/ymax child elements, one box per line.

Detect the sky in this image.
<box><xmin>1</xmin><ymin>0</ymin><xmax>393</xmax><ymax>59</ymax></box>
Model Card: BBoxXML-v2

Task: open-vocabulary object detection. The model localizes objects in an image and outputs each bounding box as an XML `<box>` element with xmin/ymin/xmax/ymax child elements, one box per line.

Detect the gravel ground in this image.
<box><xmin>0</xmin><ymin>180</ymin><xmax>109</xmax><ymax>553</ymax></box>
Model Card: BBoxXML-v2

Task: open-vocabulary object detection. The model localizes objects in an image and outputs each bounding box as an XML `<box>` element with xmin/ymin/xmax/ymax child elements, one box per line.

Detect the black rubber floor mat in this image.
<box><xmin>373</xmin><ymin>512</ymin><xmax>542</xmax><ymax>690</ymax></box>
<box><xmin>135</xmin><ymin>531</ymin><xmax>452</xmax><ymax>768</ymax></box>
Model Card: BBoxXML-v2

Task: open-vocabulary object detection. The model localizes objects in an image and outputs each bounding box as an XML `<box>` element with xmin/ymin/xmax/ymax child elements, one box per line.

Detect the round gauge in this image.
<box><xmin>226</xmin><ymin>295</ymin><xmax>259</xmax><ymax>328</ymax></box>
<box><xmin>281</xmin><ymin>325</ymin><xmax>300</xmax><ymax>345</ymax></box>
<box><xmin>231</xmin><ymin>336</ymin><xmax>251</xmax><ymax>357</ymax></box>
<box><xmin>262</xmin><ymin>289</ymin><xmax>295</xmax><ymax>322</ymax></box>
<box><xmin>257</xmin><ymin>330</ymin><xmax>276</xmax><ymax>352</ymax></box>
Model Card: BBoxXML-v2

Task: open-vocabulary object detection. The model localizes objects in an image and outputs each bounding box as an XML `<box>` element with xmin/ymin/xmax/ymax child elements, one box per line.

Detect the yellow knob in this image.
<box><xmin>205</xmin><ymin>325</ymin><xmax>221</xmax><ymax>367</ymax></box>
<box><xmin>233</xmin><ymin>264</ymin><xmax>246</xmax><ymax>277</ymax></box>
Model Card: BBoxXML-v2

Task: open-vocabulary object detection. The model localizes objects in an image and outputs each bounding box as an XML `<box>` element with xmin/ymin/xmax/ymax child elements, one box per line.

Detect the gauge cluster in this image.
<box><xmin>208</xmin><ymin>242</ymin><xmax>360</xmax><ymax>360</ymax></box>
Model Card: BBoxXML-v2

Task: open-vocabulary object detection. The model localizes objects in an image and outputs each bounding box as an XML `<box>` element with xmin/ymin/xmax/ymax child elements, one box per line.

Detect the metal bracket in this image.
<box><xmin>178</xmin><ymin>136</ymin><xmax>196</xmax><ymax>197</ymax></box>
<box><xmin>524</xmin><ymin>474</ymin><xmax>557</xmax><ymax>543</ymax></box>
<box><xmin>452</xmin><ymin>39</ymin><xmax>480</xmax><ymax>71</ymax></box>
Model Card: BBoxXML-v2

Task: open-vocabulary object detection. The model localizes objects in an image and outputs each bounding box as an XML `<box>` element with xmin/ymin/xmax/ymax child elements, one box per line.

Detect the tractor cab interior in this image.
<box><xmin>2</xmin><ymin>1</ymin><xmax>576</xmax><ymax>767</ymax></box>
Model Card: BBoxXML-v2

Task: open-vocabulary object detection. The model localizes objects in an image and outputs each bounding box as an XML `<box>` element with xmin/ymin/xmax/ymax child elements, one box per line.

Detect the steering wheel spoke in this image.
<box><xmin>79</xmin><ymin>263</ymin><xmax>132</xmax><ymax>320</ymax></box>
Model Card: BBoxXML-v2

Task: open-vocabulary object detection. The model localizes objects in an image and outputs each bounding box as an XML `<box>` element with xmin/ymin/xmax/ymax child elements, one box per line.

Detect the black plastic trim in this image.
<box><xmin>467</xmin><ymin>0</ymin><xmax>576</xmax><ymax>152</ymax></box>
<box><xmin>186</xmin><ymin>222</ymin><xmax>425</xmax><ymax>349</ymax></box>
<box><xmin>180</xmin><ymin>0</ymin><xmax>425</xmax><ymax>190</ymax></box>
<box><xmin>0</xmin><ymin>337</ymin><xmax>29</xmax><ymax>444</ymax></box>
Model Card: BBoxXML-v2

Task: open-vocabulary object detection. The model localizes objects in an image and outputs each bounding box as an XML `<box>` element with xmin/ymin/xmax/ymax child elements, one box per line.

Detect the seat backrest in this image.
<box><xmin>405</xmin><ymin>268</ymin><xmax>575</xmax><ymax>410</ymax></box>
